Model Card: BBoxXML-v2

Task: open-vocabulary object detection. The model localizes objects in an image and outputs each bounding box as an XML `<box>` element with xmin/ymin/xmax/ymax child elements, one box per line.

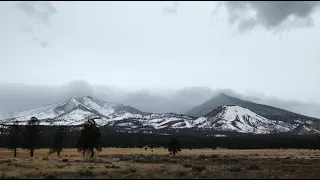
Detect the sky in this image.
<box><xmin>1</xmin><ymin>1</ymin><xmax>320</xmax><ymax>103</ymax></box>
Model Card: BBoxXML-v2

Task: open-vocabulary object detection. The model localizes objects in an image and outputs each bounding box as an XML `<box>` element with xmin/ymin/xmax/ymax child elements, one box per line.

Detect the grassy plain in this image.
<box><xmin>1</xmin><ymin>148</ymin><xmax>320</xmax><ymax>179</ymax></box>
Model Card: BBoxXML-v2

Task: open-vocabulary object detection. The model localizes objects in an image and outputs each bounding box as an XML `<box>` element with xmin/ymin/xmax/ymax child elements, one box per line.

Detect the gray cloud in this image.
<box><xmin>1</xmin><ymin>2</ymin><xmax>320</xmax><ymax>119</ymax></box>
<box><xmin>218</xmin><ymin>1</ymin><xmax>320</xmax><ymax>32</ymax></box>
<box><xmin>20</xmin><ymin>25</ymin><xmax>33</xmax><ymax>34</ymax></box>
<box><xmin>31</xmin><ymin>37</ymin><xmax>50</xmax><ymax>48</ymax></box>
<box><xmin>16</xmin><ymin>1</ymin><xmax>57</xmax><ymax>26</ymax></box>
<box><xmin>162</xmin><ymin>2</ymin><xmax>180</xmax><ymax>15</ymax></box>
<box><xmin>1</xmin><ymin>81</ymin><xmax>320</xmax><ymax>119</ymax></box>
<box><xmin>15</xmin><ymin>1</ymin><xmax>57</xmax><ymax>47</ymax></box>
<box><xmin>64</xmin><ymin>80</ymin><xmax>95</xmax><ymax>99</ymax></box>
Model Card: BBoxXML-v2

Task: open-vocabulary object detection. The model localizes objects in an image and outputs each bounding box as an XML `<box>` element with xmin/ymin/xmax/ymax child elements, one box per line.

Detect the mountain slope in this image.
<box><xmin>1</xmin><ymin>96</ymin><xmax>320</xmax><ymax>135</ymax></box>
<box><xmin>186</xmin><ymin>93</ymin><xmax>319</xmax><ymax>123</ymax></box>
<box><xmin>194</xmin><ymin>105</ymin><xmax>304</xmax><ymax>134</ymax></box>
<box><xmin>0</xmin><ymin>96</ymin><xmax>195</xmax><ymax>129</ymax></box>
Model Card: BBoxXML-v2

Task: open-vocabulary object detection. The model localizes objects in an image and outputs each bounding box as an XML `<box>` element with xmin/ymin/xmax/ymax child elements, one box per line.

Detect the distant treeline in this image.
<box><xmin>1</xmin><ymin>124</ymin><xmax>320</xmax><ymax>149</ymax></box>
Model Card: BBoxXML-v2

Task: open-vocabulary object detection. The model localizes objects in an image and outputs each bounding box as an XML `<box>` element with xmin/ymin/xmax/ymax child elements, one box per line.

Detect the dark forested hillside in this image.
<box><xmin>1</xmin><ymin>125</ymin><xmax>320</xmax><ymax>150</ymax></box>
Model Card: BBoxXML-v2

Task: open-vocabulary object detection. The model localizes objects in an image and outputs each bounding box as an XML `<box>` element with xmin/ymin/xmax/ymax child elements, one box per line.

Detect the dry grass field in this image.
<box><xmin>1</xmin><ymin>148</ymin><xmax>320</xmax><ymax>179</ymax></box>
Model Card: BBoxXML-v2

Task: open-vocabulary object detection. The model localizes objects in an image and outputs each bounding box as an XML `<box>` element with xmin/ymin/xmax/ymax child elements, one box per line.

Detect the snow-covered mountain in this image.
<box><xmin>1</xmin><ymin>96</ymin><xmax>320</xmax><ymax>135</ymax></box>
<box><xmin>0</xmin><ymin>96</ymin><xmax>194</xmax><ymax>129</ymax></box>
<box><xmin>194</xmin><ymin>105</ymin><xmax>319</xmax><ymax>134</ymax></box>
<box><xmin>186</xmin><ymin>93</ymin><xmax>320</xmax><ymax>123</ymax></box>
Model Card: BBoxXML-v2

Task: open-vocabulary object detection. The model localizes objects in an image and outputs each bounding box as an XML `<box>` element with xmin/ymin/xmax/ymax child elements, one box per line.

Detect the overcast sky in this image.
<box><xmin>1</xmin><ymin>1</ymin><xmax>320</xmax><ymax>103</ymax></box>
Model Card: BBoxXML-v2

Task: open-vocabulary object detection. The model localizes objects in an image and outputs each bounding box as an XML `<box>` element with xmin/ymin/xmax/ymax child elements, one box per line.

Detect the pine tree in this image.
<box><xmin>49</xmin><ymin>127</ymin><xmax>67</xmax><ymax>157</ymax></box>
<box><xmin>8</xmin><ymin>120</ymin><xmax>21</xmax><ymax>157</ymax></box>
<box><xmin>168</xmin><ymin>137</ymin><xmax>181</xmax><ymax>156</ymax></box>
<box><xmin>23</xmin><ymin>117</ymin><xmax>41</xmax><ymax>157</ymax></box>
<box><xmin>76</xmin><ymin>118</ymin><xmax>102</xmax><ymax>158</ymax></box>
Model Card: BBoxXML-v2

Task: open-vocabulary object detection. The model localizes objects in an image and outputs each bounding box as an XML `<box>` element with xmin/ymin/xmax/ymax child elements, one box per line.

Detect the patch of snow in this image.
<box><xmin>214</xmin><ymin>134</ymin><xmax>226</xmax><ymax>137</ymax></box>
<box><xmin>80</xmin><ymin>96</ymin><xmax>115</xmax><ymax>116</ymax></box>
<box><xmin>3</xmin><ymin>97</ymin><xmax>318</xmax><ymax>135</ymax></box>
<box><xmin>306</xmin><ymin>120</ymin><xmax>313</xmax><ymax>124</ymax></box>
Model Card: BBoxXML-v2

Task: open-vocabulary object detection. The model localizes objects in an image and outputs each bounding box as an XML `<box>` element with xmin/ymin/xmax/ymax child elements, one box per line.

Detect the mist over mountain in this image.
<box><xmin>0</xmin><ymin>80</ymin><xmax>320</xmax><ymax>119</ymax></box>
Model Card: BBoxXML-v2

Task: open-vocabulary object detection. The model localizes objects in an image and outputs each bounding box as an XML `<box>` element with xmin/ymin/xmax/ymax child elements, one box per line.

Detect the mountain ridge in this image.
<box><xmin>1</xmin><ymin>95</ymin><xmax>320</xmax><ymax>135</ymax></box>
<box><xmin>186</xmin><ymin>93</ymin><xmax>320</xmax><ymax>122</ymax></box>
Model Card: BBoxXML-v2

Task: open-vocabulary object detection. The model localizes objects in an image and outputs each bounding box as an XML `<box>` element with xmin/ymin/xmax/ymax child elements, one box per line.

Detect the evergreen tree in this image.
<box><xmin>76</xmin><ymin>118</ymin><xmax>102</xmax><ymax>158</ymax></box>
<box><xmin>0</xmin><ymin>124</ymin><xmax>4</xmax><ymax>148</ymax></box>
<box><xmin>8</xmin><ymin>120</ymin><xmax>21</xmax><ymax>157</ymax></box>
<box><xmin>49</xmin><ymin>127</ymin><xmax>67</xmax><ymax>157</ymax></box>
<box><xmin>168</xmin><ymin>137</ymin><xmax>181</xmax><ymax>156</ymax></box>
<box><xmin>23</xmin><ymin>117</ymin><xmax>41</xmax><ymax>157</ymax></box>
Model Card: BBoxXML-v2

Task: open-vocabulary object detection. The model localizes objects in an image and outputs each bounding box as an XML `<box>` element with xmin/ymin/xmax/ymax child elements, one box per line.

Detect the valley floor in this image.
<box><xmin>1</xmin><ymin>148</ymin><xmax>320</xmax><ymax>179</ymax></box>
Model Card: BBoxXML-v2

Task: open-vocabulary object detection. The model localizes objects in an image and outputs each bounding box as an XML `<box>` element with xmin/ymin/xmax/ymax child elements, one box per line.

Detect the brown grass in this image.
<box><xmin>1</xmin><ymin>148</ymin><xmax>320</xmax><ymax>179</ymax></box>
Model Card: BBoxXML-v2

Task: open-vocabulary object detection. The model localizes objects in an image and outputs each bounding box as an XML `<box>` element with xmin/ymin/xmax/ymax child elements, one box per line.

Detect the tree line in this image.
<box><xmin>3</xmin><ymin>117</ymin><xmax>320</xmax><ymax>158</ymax></box>
<box><xmin>2</xmin><ymin>117</ymin><xmax>181</xmax><ymax>158</ymax></box>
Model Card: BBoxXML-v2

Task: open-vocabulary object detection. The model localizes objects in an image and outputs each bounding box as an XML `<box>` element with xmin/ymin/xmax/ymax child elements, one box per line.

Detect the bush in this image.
<box><xmin>192</xmin><ymin>165</ymin><xmax>206</xmax><ymax>172</ymax></box>
<box><xmin>176</xmin><ymin>170</ymin><xmax>187</xmax><ymax>176</ymax></box>
<box><xmin>246</xmin><ymin>164</ymin><xmax>260</xmax><ymax>170</ymax></box>
<box><xmin>230</xmin><ymin>159</ymin><xmax>239</xmax><ymax>163</ymax></box>
<box><xmin>198</xmin><ymin>155</ymin><xmax>207</xmax><ymax>159</ymax></box>
<box><xmin>182</xmin><ymin>163</ymin><xmax>193</xmax><ymax>168</ymax></box>
<box><xmin>210</xmin><ymin>154</ymin><xmax>219</xmax><ymax>158</ymax></box>
<box><xmin>105</xmin><ymin>165</ymin><xmax>120</xmax><ymax>169</ymax></box>
<box><xmin>0</xmin><ymin>159</ymin><xmax>12</xmax><ymax>164</ymax></box>
<box><xmin>79</xmin><ymin>170</ymin><xmax>94</xmax><ymax>177</ymax></box>
<box><xmin>43</xmin><ymin>174</ymin><xmax>57</xmax><ymax>179</ymax></box>
<box><xmin>228</xmin><ymin>167</ymin><xmax>243</xmax><ymax>172</ymax></box>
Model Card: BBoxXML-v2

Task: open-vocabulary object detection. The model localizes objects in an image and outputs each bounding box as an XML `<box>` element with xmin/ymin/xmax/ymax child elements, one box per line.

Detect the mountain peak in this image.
<box><xmin>1</xmin><ymin>96</ymin><xmax>320</xmax><ymax>135</ymax></box>
<box><xmin>218</xmin><ymin>92</ymin><xmax>230</xmax><ymax>97</ymax></box>
<box><xmin>196</xmin><ymin>105</ymin><xmax>295</xmax><ymax>134</ymax></box>
<box><xmin>186</xmin><ymin>91</ymin><xmax>320</xmax><ymax>124</ymax></box>
<box><xmin>72</xmin><ymin>96</ymin><xmax>100</xmax><ymax>105</ymax></box>
<box><xmin>83</xmin><ymin>95</ymin><xmax>93</xmax><ymax>99</ymax></box>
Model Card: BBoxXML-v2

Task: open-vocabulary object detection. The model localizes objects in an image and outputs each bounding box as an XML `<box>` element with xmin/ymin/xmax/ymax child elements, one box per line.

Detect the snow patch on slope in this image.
<box><xmin>194</xmin><ymin>105</ymin><xmax>313</xmax><ymax>134</ymax></box>
<box><xmin>77</xmin><ymin>96</ymin><xmax>115</xmax><ymax>116</ymax></box>
<box><xmin>1</xmin><ymin>98</ymin><xmax>319</xmax><ymax>135</ymax></box>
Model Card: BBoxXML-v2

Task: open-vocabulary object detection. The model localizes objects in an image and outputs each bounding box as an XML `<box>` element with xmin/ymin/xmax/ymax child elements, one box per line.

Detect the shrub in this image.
<box><xmin>228</xmin><ymin>167</ymin><xmax>243</xmax><ymax>172</ymax></box>
<box><xmin>246</xmin><ymin>164</ymin><xmax>260</xmax><ymax>170</ymax></box>
<box><xmin>105</xmin><ymin>165</ymin><xmax>120</xmax><ymax>169</ymax></box>
<box><xmin>182</xmin><ymin>163</ymin><xmax>193</xmax><ymax>168</ymax></box>
<box><xmin>79</xmin><ymin>170</ymin><xmax>94</xmax><ymax>177</ymax></box>
<box><xmin>192</xmin><ymin>165</ymin><xmax>206</xmax><ymax>172</ymax></box>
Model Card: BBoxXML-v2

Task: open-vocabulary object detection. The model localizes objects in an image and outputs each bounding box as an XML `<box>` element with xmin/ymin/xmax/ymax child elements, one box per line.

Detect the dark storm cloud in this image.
<box><xmin>15</xmin><ymin>1</ymin><xmax>57</xmax><ymax>47</ymax></box>
<box><xmin>218</xmin><ymin>1</ymin><xmax>320</xmax><ymax>32</ymax></box>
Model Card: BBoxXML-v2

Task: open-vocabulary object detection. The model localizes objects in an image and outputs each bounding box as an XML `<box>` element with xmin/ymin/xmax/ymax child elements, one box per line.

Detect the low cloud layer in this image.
<box><xmin>1</xmin><ymin>80</ymin><xmax>320</xmax><ymax>119</ymax></box>
<box><xmin>216</xmin><ymin>1</ymin><xmax>320</xmax><ymax>32</ymax></box>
